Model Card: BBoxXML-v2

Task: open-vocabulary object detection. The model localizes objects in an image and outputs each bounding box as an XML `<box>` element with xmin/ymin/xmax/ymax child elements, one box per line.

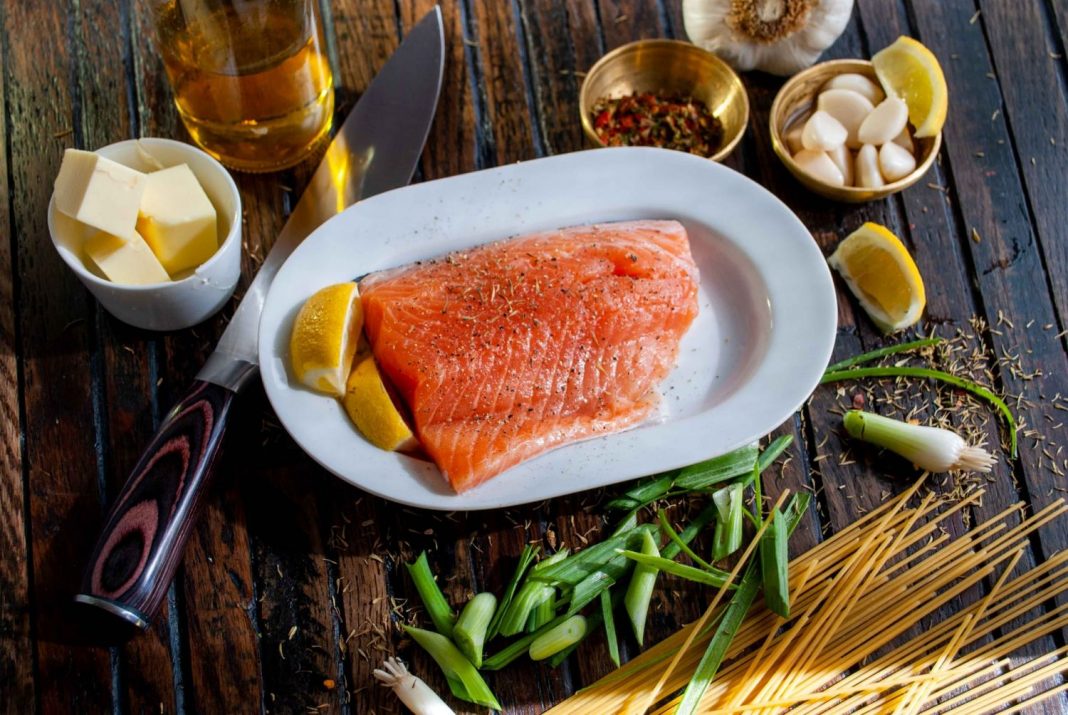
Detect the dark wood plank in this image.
<box><xmin>469</xmin><ymin>0</ymin><xmax>538</xmax><ymax>164</ymax></box>
<box><xmin>976</xmin><ymin>0</ymin><xmax>1068</xmax><ymax>332</ymax></box>
<box><xmin>0</xmin><ymin>10</ymin><xmax>35</xmax><ymax>713</ymax></box>
<box><xmin>75</xmin><ymin>0</ymin><xmax>179</xmax><ymax>710</ymax></box>
<box><xmin>908</xmin><ymin>0</ymin><xmax>1068</xmax><ymax>562</ymax></box>
<box><xmin>597</xmin><ymin>0</ymin><xmax>664</xmax><ymax>48</ymax></box>
<box><xmin>4</xmin><ymin>0</ymin><xmax>115</xmax><ymax>711</ymax></box>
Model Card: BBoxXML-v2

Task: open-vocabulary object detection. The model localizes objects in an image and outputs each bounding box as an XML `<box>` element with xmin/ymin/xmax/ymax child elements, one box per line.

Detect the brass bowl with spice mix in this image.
<box><xmin>580</xmin><ymin>40</ymin><xmax>749</xmax><ymax>162</ymax></box>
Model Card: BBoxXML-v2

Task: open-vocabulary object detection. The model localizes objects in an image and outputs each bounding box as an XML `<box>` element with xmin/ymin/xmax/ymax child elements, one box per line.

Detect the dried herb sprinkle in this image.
<box><xmin>592</xmin><ymin>92</ymin><xmax>724</xmax><ymax>157</ymax></box>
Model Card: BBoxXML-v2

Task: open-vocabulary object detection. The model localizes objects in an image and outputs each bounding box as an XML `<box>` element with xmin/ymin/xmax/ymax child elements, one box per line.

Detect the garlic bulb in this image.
<box><xmin>683</xmin><ymin>0</ymin><xmax>855</xmax><ymax>76</ymax></box>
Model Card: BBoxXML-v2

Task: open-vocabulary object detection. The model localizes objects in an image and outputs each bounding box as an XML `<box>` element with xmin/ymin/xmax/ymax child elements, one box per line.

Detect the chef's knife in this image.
<box><xmin>76</xmin><ymin>8</ymin><xmax>445</xmax><ymax>631</ymax></box>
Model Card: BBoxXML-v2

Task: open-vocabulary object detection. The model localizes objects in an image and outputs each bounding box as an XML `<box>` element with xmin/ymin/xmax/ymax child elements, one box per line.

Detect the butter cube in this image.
<box><xmin>84</xmin><ymin>230</ymin><xmax>171</xmax><ymax>286</ymax></box>
<box><xmin>136</xmin><ymin>164</ymin><xmax>218</xmax><ymax>276</ymax></box>
<box><xmin>53</xmin><ymin>149</ymin><xmax>147</xmax><ymax>239</ymax></box>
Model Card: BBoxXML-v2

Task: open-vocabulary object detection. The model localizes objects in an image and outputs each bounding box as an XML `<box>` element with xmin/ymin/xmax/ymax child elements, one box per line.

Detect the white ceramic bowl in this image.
<box><xmin>47</xmin><ymin>138</ymin><xmax>242</xmax><ymax>331</ymax></box>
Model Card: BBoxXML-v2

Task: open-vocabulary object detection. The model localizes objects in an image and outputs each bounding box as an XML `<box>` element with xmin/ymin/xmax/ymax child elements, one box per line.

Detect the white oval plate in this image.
<box><xmin>259</xmin><ymin>147</ymin><xmax>836</xmax><ymax>510</ymax></box>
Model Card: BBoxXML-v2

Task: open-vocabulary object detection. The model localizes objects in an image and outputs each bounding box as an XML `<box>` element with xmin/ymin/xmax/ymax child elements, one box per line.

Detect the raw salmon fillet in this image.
<box><xmin>359</xmin><ymin>220</ymin><xmax>699</xmax><ymax>492</ymax></box>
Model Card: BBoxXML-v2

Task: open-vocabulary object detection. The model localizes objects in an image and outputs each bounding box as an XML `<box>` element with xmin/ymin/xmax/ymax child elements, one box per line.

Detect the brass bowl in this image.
<box><xmin>770</xmin><ymin>59</ymin><xmax>942</xmax><ymax>203</ymax></box>
<box><xmin>579</xmin><ymin>40</ymin><xmax>749</xmax><ymax>162</ymax></box>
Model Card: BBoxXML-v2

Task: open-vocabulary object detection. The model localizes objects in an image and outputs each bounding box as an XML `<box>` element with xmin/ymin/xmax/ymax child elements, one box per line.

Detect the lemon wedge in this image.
<box><xmin>872</xmin><ymin>36</ymin><xmax>948</xmax><ymax>138</ymax></box>
<box><xmin>828</xmin><ymin>222</ymin><xmax>926</xmax><ymax>333</ymax></box>
<box><xmin>289</xmin><ymin>282</ymin><xmax>362</xmax><ymax>396</ymax></box>
<box><xmin>343</xmin><ymin>355</ymin><xmax>416</xmax><ymax>451</ymax></box>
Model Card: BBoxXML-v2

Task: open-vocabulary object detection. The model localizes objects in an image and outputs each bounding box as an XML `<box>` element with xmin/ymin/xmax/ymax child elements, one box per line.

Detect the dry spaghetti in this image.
<box><xmin>548</xmin><ymin>485</ymin><xmax>1068</xmax><ymax>714</ymax></box>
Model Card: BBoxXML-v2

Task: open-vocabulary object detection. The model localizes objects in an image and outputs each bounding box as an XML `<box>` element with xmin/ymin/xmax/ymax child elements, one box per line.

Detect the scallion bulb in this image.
<box><xmin>373</xmin><ymin>657</ymin><xmax>455</xmax><ymax>715</ymax></box>
<box><xmin>843</xmin><ymin>410</ymin><xmax>996</xmax><ymax>473</ymax></box>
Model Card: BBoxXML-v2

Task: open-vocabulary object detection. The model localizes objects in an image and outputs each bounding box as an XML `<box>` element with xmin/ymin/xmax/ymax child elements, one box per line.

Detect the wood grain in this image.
<box><xmin>0</xmin><ymin>8</ymin><xmax>35</xmax><ymax>713</ymax></box>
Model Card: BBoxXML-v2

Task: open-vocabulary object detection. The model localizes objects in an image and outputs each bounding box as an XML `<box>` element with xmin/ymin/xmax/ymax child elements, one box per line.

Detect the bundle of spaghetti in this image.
<box><xmin>548</xmin><ymin>487</ymin><xmax>1068</xmax><ymax>715</ymax></box>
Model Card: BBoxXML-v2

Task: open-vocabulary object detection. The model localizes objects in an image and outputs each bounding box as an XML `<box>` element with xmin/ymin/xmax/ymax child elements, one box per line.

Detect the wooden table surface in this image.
<box><xmin>3</xmin><ymin>0</ymin><xmax>1068</xmax><ymax>713</ymax></box>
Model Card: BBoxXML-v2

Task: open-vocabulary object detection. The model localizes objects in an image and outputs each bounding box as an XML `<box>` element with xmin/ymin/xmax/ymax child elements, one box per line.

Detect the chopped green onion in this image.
<box><xmin>529</xmin><ymin>524</ymin><xmax>656</xmax><ymax>586</ymax></box>
<box><xmin>611</xmin><ymin>506</ymin><xmax>641</xmax><ymax>535</ymax></box>
<box><xmin>481</xmin><ymin>614</ymin><xmax>569</xmax><ymax>671</ymax></box>
<box><xmin>531</xmin><ymin>548</ymin><xmax>570</xmax><ymax>573</ymax></box>
<box><xmin>601</xmin><ymin>589</ymin><xmax>621</xmax><ymax>667</ymax></box>
<box><xmin>624</xmin><ymin>529</ymin><xmax>660</xmax><ymax>645</ymax></box>
<box><xmin>568</xmin><ymin>570</ymin><xmax>617</xmax><ymax>614</ymax></box>
<box><xmin>453</xmin><ymin>592</ymin><xmax>496</xmax><ymax>668</ymax></box>
<box><xmin>760</xmin><ymin>508</ymin><xmax>790</xmax><ymax>618</ymax></box>
<box><xmin>821</xmin><ymin>366</ymin><xmax>1017</xmax><ymax>457</ymax></box>
<box><xmin>605</xmin><ymin>472</ymin><xmax>677</xmax><ymax>511</ymax></box>
<box><xmin>675</xmin><ymin>563</ymin><xmax>761</xmax><ymax>715</ymax></box>
<box><xmin>529</xmin><ymin>589</ymin><xmax>556</xmax><ymax>632</ymax></box>
<box><xmin>660</xmin><ymin>504</ymin><xmax>717</xmax><ymax>561</ymax></box>
<box><xmin>402</xmin><ymin>625</ymin><xmax>501</xmax><ymax>710</ymax></box>
<box><xmin>843</xmin><ymin>410</ymin><xmax>996</xmax><ymax>473</ymax></box>
<box><xmin>674</xmin><ymin>444</ymin><xmax>759</xmax><ymax>490</ymax></box>
<box><xmin>756</xmin><ymin>434</ymin><xmax>794</xmax><ymax>474</ymax></box>
<box><xmin>529</xmin><ymin>615</ymin><xmax>588</xmax><ymax>661</ymax></box>
<box><xmin>824</xmin><ymin>336</ymin><xmax>943</xmax><ymax>372</ymax></box>
<box><xmin>499</xmin><ymin>581</ymin><xmax>554</xmax><ymax>637</ymax></box>
<box><xmin>711</xmin><ymin>483</ymin><xmax>744</xmax><ymax>561</ymax></box>
<box><xmin>548</xmin><ymin>611</ymin><xmax>603</xmax><ymax>667</ymax></box>
<box><xmin>405</xmin><ymin>552</ymin><xmax>456</xmax><ymax>638</ymax></box>
<box><xmin>488</xmin><ymin>544</ymin><xmax>538</xmax><ymax>640</ymax></box>
<box><xmin>657</xmin><ymin>509</ymin><xmax>716</xmax><ymax>571</ymax></box>
<box><xmin>618</xmin><ymin>550</ymin><xmax>734</xmax><ymax>588</ymax></box>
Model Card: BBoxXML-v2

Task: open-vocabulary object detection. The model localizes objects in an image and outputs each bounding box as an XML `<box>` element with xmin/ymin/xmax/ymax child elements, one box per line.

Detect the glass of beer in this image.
<box><xmin>151</xmin><ymin>0</ymin><xmax>335</xmax><ymax>172</ymax></box>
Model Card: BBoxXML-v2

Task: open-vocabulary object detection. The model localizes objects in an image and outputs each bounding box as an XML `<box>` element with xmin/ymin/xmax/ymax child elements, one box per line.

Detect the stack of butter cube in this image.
<box><xmin>53</xmin><ymin>149</ymin><xmax>219</xmax><ymax>285</ymax></box>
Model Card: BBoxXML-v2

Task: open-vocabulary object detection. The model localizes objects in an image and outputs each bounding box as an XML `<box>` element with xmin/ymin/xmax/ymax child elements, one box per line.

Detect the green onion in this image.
<box><xmin>824</xmin><ymin>336</ymin><xmax>943</xmax><ymax>372</ymax></box>
<box><xmin>530</xmin><ymin>548</ymin><xmax>570</xmax><ymax>573</ymax></box>
<box><xmin>624</xmin><ymin>529</ymin><xmax>660</xmax><ymax>645</ymax></box>
<box><xmin>601</xmin><ymin>589</ymin><xmax>621</xmax><ymax>667</ymax></box>
<box><xmin>611</xmin><ymin>506</ymin><xmax>641</xmax><ymax>535</ymax></box>
<box><xmin>405</xmin><ymin>552</ymin><xmax>456</xmax><ymax>638</ymax></box>
<box><xmin>529</xmin><ymin>589</ymin><xmax>556</xmax><ymax>632</ymax></box>
<box><xmin>821</xmin><ymin>366</ymin><xmax>1017</xmax><ymax>457</ymax></box>
<box><xmin>674</xmin><ymin>444</ymin><xmax>759</xmax><ymax>490</ymax></box>
<box><xmin>760</xmin><ymin>508</ymin><xmax>790</xmax><ymax>618</ymax></box>
<box><xmin>402</xmin><ymin>625</ymin><xmax>501</xmax><ymax>710</ymax></box>
<box><xmin>843</xmin><ymin>410</ymin><xmax>996</xmax><ymax>473</ymax></box>
<box><xmin>499</xmin><ymin>581</ymin><xmax>554</xmax><ymax>637</ymax></box>
<box><xmin>487</xmin><ymin>544</ymin><xmax>538</xmax><ymax>640</ymax></box>
<box><xmin>675</xmin><ymin>564</ymin><xmax>761</xmax><ymax>715</ymax></box>
<box><xmin>568</xmin><ymin>570</ymin><xmax>617</xmax><ymax>614</ymax></box>
<box><xmin>529</xmin><ymin>615</ymin><xmax>588</xmax><ymax>661</ymax></box>
<box><xmin>548</xmin><ymin>610</ymin><xmax>603</xmax><ymax>667</ymax></box>
<box><xmin>711</xmin><ymin>483</ymin><xmax>744</xmax><ymax>561</ymax></box>
<box><xmin>453</xmin><ymin>592</ymin><xmax>496</xmax><ymax>668</ymax></box>
<box><xmin>604</xmin><ymin>472</ymin><xmax>677</xmax><ymax>511</ymax></box>
<box><xmin>529</xmin><ymin>524</ymin><xmax>656</xmax><ymax>586</ymax></box>
<box><xmin>658</xmin><ymin>509</ymin><xmax>716</xmax><ymax>571</ymax></box>
<box><xmin>618</xmin><ymin>550</ymin><xmax>734</xmax><ymax>588</ymax></box>
<box><xmin>756</xmin><ymin>434</ymin><xmax>794</xmax><ymax>474</ymax></box>
<box><xmin>481</xmin><ymin>614</ymin><xmax>569</xmax><ymax>671</ymax></box>
<box><xmin>660</xmin><ymin>504</ymin><xmax>717</xmax><ymax>560</ymax></box>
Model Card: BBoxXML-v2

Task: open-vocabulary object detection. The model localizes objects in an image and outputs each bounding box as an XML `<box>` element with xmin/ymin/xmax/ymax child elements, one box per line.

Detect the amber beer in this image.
<box><xmin>152</xmin><ymin>0</ymin><xmax>334</xmax><ymax>172</ymax></box>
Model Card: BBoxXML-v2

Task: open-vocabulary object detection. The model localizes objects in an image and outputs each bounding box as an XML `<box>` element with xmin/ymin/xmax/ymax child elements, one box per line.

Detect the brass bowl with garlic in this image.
<box><xmin>579</xmin><ymin>39</ymin><xmax>749</xmax><ymax>163</ymax></box>
<box><xmin>770</xmin><ymin>59</ymin><xmax>941</xmax><ymax>203</ymax></box>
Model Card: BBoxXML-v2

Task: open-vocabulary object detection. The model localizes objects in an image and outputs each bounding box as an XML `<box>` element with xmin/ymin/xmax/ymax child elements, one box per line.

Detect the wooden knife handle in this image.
<box><xmin>76</xmin><ymin>380</ymin><xmax>235</xmax><ymax>631</ymax></box>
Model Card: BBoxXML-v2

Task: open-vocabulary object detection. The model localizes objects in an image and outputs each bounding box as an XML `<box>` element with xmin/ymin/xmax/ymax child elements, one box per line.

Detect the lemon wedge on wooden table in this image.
<box><xmin>828</xmin><ymin>222</ymin><xmax>926</xmax><ymax>333</ymax></box>
<box><xmin>289</xmin><ymin>282</ymin><xmax>362</xmax><ymax>396</ymax></box>
<box><xmin>343</xmin><ymin>355</ymin><xmax>417</xmax><ymax>452</ymax></box>
<box><xmin>872</xmin><ymin>36</ymin><xmax>948</xmax><ymax>138</ymax></box>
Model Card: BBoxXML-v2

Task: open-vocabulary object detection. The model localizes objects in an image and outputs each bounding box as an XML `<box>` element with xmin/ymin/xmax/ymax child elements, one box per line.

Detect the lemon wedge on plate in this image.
<box><xmin>289</xmin><ymin>282</ymin><xmax>362</xmax><ymax>396</ymax></box>
<box><xmin>343</xmin><ymin>355</ymin><xmax>417</xmax><ymax>451</ymax></box>
<box><xmin>872</xmin><ymin>36</ymin><xmax>948</xmax><ymax>138</ymax></box>
<box><xmin>828</xmin><ymin>222</ymin><xmax>926</xmax><ymax>333</ymax></box>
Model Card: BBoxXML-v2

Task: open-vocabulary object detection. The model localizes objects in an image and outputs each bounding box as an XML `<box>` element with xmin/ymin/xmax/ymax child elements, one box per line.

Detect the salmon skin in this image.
<box><xmin>359</xmin><ymin>220</ymin><xmax>699</xmax><ymax>492</ymax></box>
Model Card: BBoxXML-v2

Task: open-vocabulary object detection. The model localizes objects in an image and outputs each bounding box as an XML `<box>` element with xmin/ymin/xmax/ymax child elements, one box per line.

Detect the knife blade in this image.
<box><xmin>75</xmin><ymin>8</ymin><xmax>445</xmax><ymax>633</ymax></box>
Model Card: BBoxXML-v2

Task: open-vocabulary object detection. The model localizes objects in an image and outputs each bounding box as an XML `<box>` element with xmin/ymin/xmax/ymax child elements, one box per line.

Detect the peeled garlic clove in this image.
<box><xmin>858</xmin><ymin>97</ymin><xmax>909</xmax><ymax>146</ymax></box>
<box><xmin>892</xmin><ymin>127</ymin><xmax>914</xmax><ymax>153</ymax></box>
<box><xmin>794</xmin><ymin>149</ymin><xmax>845</xmax><ymax>186</ymax></box>
<box><xmin>823</xmin><ymin>73</ymin><xmax>886</xmax><ymax>105</ymax></box>
<box><xmin>855</xmin><ymin>144</ymin><xmax>884</xmax><ymax>188</ymax></box>
<box><xmin>802</xmin><ymin>111</ymin><xmax>848</xmax><ymax>152</ymax></box>
<box><xmin>785</xmin><ymin>124</ymin><xmax>805</xmax><ymax>154</ymax></box>
<box><xmin>879</xmin><ymin>141</ymin><xmax>917</xmax><ymax>181</ymax></box>
<box><xmin>818</xmin><ymin>89</ymin><xmax>875</xmax><ymax>149</ymax></box>
<box><xmin>827</xmin><ymin>144</ymin><xmax>854</xmax><ymax>186</ymax></box>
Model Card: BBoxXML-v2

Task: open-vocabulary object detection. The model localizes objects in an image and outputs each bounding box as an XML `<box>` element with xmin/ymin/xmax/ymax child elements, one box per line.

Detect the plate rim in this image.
<box><xmin>258</xmin><ymin>147</ymin><xmax>836</xmax><ymax>510</ymax></box>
